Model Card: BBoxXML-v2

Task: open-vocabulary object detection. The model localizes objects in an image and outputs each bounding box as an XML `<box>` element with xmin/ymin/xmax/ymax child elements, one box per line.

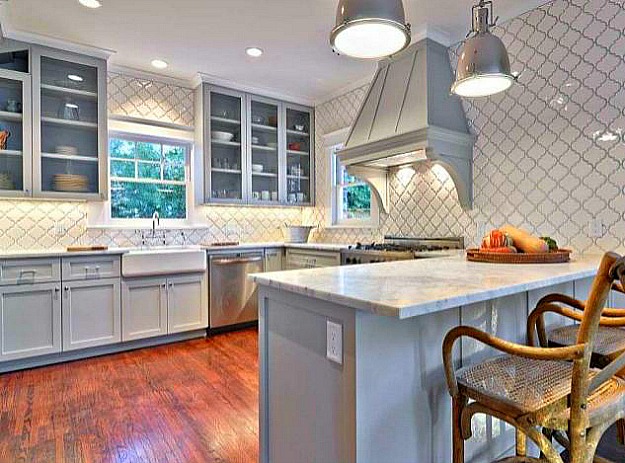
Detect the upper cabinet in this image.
<box><xmin>33</xmin><ymin>47</ymin><xmax>108</xmax><ymax>200</ymax></box>
<box><xmin>0</xmin><ymin>40</ymin><xmax>108</xmax><ymax>201</ymax></box>
<box><xmin>196</xmin><ymin>83</ymin><xmax>314</xmax><ymax>207</ymax></box>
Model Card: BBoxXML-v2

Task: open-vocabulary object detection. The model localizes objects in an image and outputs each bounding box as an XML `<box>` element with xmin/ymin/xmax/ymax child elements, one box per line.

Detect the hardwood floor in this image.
<box><xmin>0</xmin><ymin>329</ymin><xmax>259</xmax><ymax>463</ymax></box>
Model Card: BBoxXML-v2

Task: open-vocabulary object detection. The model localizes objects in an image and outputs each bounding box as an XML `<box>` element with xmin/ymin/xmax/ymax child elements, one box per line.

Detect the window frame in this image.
<box><xmin>107</xmin><ymin>131</ymin><xmax>192</xmax><ymax>225</ymax></box>
<box><xmin>329</xmin><ymin>140</ymin><xmax>379</xmax><ymax>228</ymax></box>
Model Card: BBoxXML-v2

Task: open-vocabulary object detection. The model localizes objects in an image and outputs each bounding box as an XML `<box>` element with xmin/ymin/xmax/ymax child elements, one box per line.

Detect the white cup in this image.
<box><xmin>297</xmin><ymin>192</ymin><xmax>305</xmax><ymax>202</ymax></box>
<box><xmin>252</xmin><ymin>191</ymin><xmax>260</xmax><ymax>200</ymax></box>
<box><xmin>261</xmin><ymin>190</ymin><xmax>270</xmax><ymax>201</ymax></box>
<box><xmin>271</xmin><ymin>191</ymin><xmax>278</xmax><ymax>201</ymax></box>
<box><xmin>288</xmin><ymin>193</ymin><xmax>296</xmax><ymax>203</ymax></box>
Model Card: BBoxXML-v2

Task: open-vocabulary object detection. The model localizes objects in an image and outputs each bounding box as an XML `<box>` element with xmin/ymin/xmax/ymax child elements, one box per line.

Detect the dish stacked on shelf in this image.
<box><xmin>56</xmin><ymin>145</ymin><xmax>78</xmax><ymax>157</ymax></box>
<box><xmin>52</xmin><ymin>173</ymin><xmax>89</xmax><ymax>192</ymax></box>
<box><xmin>0</xmin><ymin>172</ymin><xmax>14</xmax><ymax>190</ymax></box>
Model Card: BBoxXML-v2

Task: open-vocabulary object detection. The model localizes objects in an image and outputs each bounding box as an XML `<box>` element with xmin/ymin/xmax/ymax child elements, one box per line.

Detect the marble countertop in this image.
<box><xmin>251</xmin><ymin>254</ymin><xmax>603</xmax><ymax>319</ymax></box>
<box><xmin>0</xmin><ymin>242</ymin><xmax>348</xmax><ymax>259</ymax></box>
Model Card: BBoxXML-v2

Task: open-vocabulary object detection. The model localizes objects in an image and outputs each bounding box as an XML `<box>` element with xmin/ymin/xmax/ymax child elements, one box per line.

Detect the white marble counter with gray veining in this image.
<box><xmin>251</xmin><ymin>254</ymin><xmax>603</xmax><ymax>319</ymax></box>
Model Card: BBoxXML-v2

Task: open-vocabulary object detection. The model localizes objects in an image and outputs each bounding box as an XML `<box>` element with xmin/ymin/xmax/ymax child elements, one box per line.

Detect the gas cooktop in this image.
<box><xmin>341</xmin><ymin>236</ymin><xmax>464</xmax><ymax>265</ymax></box>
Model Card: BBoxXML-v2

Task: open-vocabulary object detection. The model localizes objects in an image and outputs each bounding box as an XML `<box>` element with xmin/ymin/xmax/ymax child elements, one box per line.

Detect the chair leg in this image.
<box><xmin>516</xmin><ymin>429</ymin><xmax>527</xmax><ymax>457</ymax></box>
<box><xmin>617</xmin><ymin>419</ymin><xmax>625</xmax><ymax>445</ymax></box>
<box><xmin>453</xmin><ymin>395</ymin><xmax>467</xmax><ymax>463</ymax></box>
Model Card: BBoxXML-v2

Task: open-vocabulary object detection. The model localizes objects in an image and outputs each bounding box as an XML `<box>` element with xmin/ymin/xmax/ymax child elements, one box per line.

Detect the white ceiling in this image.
<box><xmin>3</xmin><ymin>0</ymin><xmax>547</xmax><ymax>104</ymax></box>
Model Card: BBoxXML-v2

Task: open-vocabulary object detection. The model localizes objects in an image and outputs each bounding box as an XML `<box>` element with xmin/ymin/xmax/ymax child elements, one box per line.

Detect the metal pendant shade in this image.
<box><xmin>330</xmin><ymin>0</ymin><xmax>411</xmax><ymax>59</ymax></box>
<box><xmin>452</xmin><ymin>1</ymin><xmax>515</xmax><ymax>98</ymax></box>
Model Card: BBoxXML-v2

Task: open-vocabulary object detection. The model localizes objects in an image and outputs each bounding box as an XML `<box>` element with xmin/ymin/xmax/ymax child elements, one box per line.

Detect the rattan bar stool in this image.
<box><xmin>443</xmin><ymin>253</ymin><xmax>625</xmax><ymax>463</ymax></box>
<box><xmin>528</xmin><ymin>283</ymin><xmax>625</xmax><ymax>445</ymax></box>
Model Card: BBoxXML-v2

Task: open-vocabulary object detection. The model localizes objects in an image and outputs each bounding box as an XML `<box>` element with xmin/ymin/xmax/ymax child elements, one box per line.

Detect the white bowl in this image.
<box><xmin>252</xmin><ymin>164</ymin><xmax>264</xmax><ymax>173</ymax></box>
<box><xmin>212</xmin><ymin>131</ymin><xmax>234</xmax><ymax>142</ymax></box>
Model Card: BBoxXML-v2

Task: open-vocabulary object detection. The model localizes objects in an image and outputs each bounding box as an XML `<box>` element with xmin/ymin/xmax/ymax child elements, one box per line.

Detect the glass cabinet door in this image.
<box><xmin>0</xmin><ymin>70</ymin><xmax>31</xmax><ymax>196</ymax></box>
<box><xmin>208</xmin><ymin>89</ymin><xmax>245</xmax><ymax>202</ymax></box>
<box><xmin>35</xmin><ymin>51</ymin><xmax>103</xmax><ymax>197</ymax></box>
<box><xmin>249</xmin><ymin>97</ymin><xmax>280</xmax><ymax>204</ymax></box>
<box><xmin>285</xmin><ymin>106</ymin><xmax>313</xmax><ymax>205</ymax></box>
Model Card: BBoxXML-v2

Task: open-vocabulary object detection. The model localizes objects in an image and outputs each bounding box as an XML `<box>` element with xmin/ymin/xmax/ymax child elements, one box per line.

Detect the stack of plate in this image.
<box><xmin>52</xmin><ymin>174</ymin><xmax>89</xmax><ymax>192</ymax></box>
<box><xmin>0</xmin><ymin>172</ymin><xmax>14</xmax><ymax>190</ymax></box>
<box><xmin>56</xmin><ymin>145</ymin><xmax>78</xmax><ymax>157</ymax></box>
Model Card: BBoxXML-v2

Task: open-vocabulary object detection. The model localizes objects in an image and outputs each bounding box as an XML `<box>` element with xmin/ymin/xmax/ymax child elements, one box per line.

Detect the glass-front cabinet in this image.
<box><xmin>201</xmin><ymin>84</ymin><xmax>314</xmax><ymax>206</ymax></box>
<box><xmin>33</xmin><ymin>47</ymin><xmax>107</xmax><ymax>200</ymax></box>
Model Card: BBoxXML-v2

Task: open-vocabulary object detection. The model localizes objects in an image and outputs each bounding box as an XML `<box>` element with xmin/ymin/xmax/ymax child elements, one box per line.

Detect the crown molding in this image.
<box><xmin>5</xmin><ymin>28</ymin><xmax>116</xmax><ymax>60</ymax></box>
<box><xmin>411</xmin><ymin>24</ymin><xmax>453</xmax><ymax>47</ymax></box>
<box><xmin>109</xmin><ymin>65</ymin><xmax>195</xmax><ymax>89</ymax></box>
<box><xmin>193</xmin><ymin>72</ymin><xmax>315</xmax><ymax>107</ymax></box>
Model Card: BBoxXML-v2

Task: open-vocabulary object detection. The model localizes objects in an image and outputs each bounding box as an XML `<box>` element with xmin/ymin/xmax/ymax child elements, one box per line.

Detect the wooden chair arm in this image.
<box><xmin>612</xmin><ymin>282</ymin><xmax>625</xmax><ymax>295</ymax></box>
<box><xmin>527</xmin><ymin>303</ymin><xmax>585</xmax><ymax>347</ymax></box>
<box><xmin>442</xmin><ymin>326</ymin><xmax>585</xmax><ymax>397</ymax></box>
<box><xmin>590</xmin><ymin>350</ymin><xmax>625</xmax><ymax>394</ymax></box>
<box><xmin>601</xmin><ymin>307</ymin><xmax>625</xmax><ymax>318</ymax></box>
<box><xmin>537</xmin><ymin>293</ymin><xmax>586</xmax><ymax>311</ymax></box>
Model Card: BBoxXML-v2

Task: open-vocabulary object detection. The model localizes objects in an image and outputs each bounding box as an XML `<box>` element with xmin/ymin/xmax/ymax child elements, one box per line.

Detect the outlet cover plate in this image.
<box><xmin>326</xmin><ymin>320</ymin><xmax>343</xmax><ymax>365</ymax></box>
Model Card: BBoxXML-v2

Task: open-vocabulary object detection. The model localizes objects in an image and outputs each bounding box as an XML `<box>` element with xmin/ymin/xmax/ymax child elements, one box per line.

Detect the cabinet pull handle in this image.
<box><xmin>54</xmin><ymin>287</ymin><xmax>60</xmax><ymax>299</ymax></box>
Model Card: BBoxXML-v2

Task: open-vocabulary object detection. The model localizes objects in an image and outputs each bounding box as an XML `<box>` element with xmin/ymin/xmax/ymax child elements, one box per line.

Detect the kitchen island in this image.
<box><xmin>252</xmin><ymin>254</ymin><xmax>603</xmax><ymax>463</ymax></box>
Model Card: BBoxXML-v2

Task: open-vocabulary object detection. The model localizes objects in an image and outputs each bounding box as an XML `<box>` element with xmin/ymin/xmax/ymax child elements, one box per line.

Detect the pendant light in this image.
<box><xmin>330</xmin><ymin>0</ymin><xmax>411</xmax><ymax>59</ymax></box>
<box><xmin>451</xmin><ymin>0</ymin><xmax>515</xmax><ymax>98</ymax></box>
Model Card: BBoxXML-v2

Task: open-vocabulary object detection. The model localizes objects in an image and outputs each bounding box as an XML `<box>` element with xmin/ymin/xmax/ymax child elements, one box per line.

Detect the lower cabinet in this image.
<box><xmin>122</xmin><ymin>273</ymin><xmax>207</xmax><ymax>341</ymax></box>
<box><xmin>62</xmin><ymin>278</ymin><xmax>121</xmax><ymax>351</ymax></box>
<box><xmin>264</xmin><ymin>248</ymin><xmax>284</xmax><ymax>272</ymax></box>
<box><xmin>285</xmin><ymin>249</ymin><xmax>341</xmax><ymax>270</ymax></box>
<box><xmin>0</xmin><ymin>282</ymin><xmax>61</xmax><ymax>361</ymax></box>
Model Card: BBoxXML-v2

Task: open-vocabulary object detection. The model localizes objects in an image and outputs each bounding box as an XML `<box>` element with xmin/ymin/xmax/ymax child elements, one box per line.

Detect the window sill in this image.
<box><xmin>87</xmin><ymin>223</ymin><xmax>207</xmax><ymax>230</ymax></box>
<box><xmin>326</xmin><ymin>224</ymin><xmax>379</xmax><ymax>230</ymax></box>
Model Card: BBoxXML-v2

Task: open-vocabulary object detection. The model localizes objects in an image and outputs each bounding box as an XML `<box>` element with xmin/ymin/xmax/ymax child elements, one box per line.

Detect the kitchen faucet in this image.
<box><xmin>152</xmin><ymin>211</ymin><xmax>160</xmax><ymax>237</ymax></box>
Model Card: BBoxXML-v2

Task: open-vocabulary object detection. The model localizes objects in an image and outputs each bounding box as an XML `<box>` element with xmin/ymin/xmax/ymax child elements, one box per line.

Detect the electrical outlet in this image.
<box><xmin>326</xmin><ymin>320</ymin><xmax>343</xmax><ymax>365</ymax></box>
<box><xmin>588</xmin><ymin>219</ymin><xmax>604</xmax><ymax>238</ymax></box>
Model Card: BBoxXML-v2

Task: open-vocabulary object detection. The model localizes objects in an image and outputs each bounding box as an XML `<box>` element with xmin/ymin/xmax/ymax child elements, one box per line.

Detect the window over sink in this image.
<box><xmin>109</xmin><ymin>135</ymin><xmax>189</xmax><ymax>219</ymax></box>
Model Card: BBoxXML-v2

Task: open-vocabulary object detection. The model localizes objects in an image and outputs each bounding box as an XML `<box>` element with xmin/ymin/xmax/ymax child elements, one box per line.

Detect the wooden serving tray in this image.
<box><xmin>466</xmin><ymin>248</ymin><xmax>572</xmax><ymax>264</ymax></box>
<box><xmin>66</xmin><ymin>245</ymin><xmax>109</xmax><ymax>252</ymax></box>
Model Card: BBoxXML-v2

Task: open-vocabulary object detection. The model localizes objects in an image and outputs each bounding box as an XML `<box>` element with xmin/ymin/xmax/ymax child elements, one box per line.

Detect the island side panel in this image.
<box><xmin>354</xmin><ymin>308</ymin><xmax>461</xmax><ymax>463</ymax></box>
<box><xmin>259</xmin><ymin>286</ymin><xmax>357</xmax><ymax>463</ymax></box>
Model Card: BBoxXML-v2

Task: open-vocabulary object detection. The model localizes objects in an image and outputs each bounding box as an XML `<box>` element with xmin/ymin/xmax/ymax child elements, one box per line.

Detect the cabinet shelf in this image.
<box><xmin>287</xmin><ymin>129</ymin><xmax>309</xmax><ymax>137</ymax></box>
<box><xmin>0</xmin><ymin>111</ymin><xmax>23</xmax><ymax>122</ymax></box>
<box><xmin>41</xmin><ymin>117</ymin><xmax>98</xmax><ymax>129</ymax></box>
<box><xmin>211</xmin><ymin>139</ymin><xmax>241</xmax><ymax>147</ymax></box>
<box><xmin>212</xmin><ymin>168</ymin><xmax>242</xmax><ymax>175</ymax></box>
<box><xmin>41</xmin><ymin>84</ymin><xmax>98</xmax><ymax>100</ymax></box>
<box><xmin>41</xmin><ymin>152</ymin><xmax>99</xmax><ymax>163</ymax></box>
<box><xmin>252</xmin><ymin>144</ymin><xmax>277</xmax><ymax>152</ymax></box>
<box><xmin>210</xmin><ymin>116</ymin><xmax>240</xmax><ymax>126</ymax></box>
<box><xmin>0</xmin><ymin>149</ymin><xmax>22</xmax><ymax>157</ymax></box>
<box><xmin>287</xmin><ymin>150</ymin><xmax>309</xmax><ymax>156</ymax></box>
<box><xmin>252</xmin><ymin>172</ymin><xmax>278</xmax><ymax>178</ymax></box>
<box><xmin>251</xmin><ymin>123</ymin><xmax>278</xmax><ymax>133</ymax></box>
<box><xmin>287</xmin><ymin>175</ymin><xmax>310</xmax><ymax>180</ymax></box>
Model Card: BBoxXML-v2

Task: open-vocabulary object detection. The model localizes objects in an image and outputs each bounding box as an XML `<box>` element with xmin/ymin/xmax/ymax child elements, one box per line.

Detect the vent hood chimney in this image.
<box><xmin>337</xmin><ymin>39</ymin><xmax>476</xmax><ymax>212</ymax></box>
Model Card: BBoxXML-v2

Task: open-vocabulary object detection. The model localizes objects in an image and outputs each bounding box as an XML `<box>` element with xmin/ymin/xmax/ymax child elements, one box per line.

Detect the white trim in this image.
<box><xmin>109</xmin><ymin>65</ymin><xmax>195</xmax><ymax>89</ymax></box>
<box><xmin>108</xmin><ymin>119</ymin><xmax>195</xmax><ymax>142</ymax></box>
<box><xmin>193</xmin><ymin>72</ymin><xmax>315</xmax><ymax>107</ymax></box>
<box><xmin>4</xmin><ymin>29</ymin><xmax>116</xmax><ymax>60</ymax></box>
<box><xmin>322</xmin><ymin>127</ymin><xmax>352</xmax><ymax>147</ymax></box>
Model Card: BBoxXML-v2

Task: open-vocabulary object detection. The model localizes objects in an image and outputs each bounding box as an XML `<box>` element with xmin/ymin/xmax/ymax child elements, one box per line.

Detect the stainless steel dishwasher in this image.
<box><xmin>209</xmin><ymin>251</ymin><xmax>264</xmax><ymax>329</ymax></box>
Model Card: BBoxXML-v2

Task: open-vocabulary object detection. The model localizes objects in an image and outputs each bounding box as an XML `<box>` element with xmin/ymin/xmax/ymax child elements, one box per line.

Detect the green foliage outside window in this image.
<box><xmin>109</xmin><ymin>138</ymin><xmax>187</xmax><ymax>219</ymax></box>
<box><xmin>342</xmin><ymin>184</ymin><xmax>371</xmax><ymax>219</ymax></box>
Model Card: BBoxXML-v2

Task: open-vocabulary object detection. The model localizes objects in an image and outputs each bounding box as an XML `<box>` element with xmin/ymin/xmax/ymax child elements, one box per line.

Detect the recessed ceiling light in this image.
<box><xmin>78</xmin><ymin>0</ymin><xmax>102</xmax><ymax>8</ymax></box>
<box><xmin>67</xmin><ymin>74</ymin><xmax>84</xmax><ymax>82</ymax></box>
<box><xmin>246</xmin><ymin>47</ymin><xmax>263</xmax><ymax>58</ymax></box>
<box><xmin>151</xmin><ymin>59</ymin><xmax>168</xmax><ymax>69</ymax></box>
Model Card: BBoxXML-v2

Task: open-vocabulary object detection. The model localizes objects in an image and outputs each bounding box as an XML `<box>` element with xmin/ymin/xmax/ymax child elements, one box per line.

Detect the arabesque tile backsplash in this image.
<box><xmin>1</xmin><ymin>0</ymin><xmax>624</xmax><ymax>253</ymax></box>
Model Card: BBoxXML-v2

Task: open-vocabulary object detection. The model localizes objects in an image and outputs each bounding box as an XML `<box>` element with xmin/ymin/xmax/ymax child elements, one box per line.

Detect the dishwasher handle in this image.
<box><xmin>212</xmin><ymin>256</ymin><xmax>263</xmax><ymax>266</ymax></box>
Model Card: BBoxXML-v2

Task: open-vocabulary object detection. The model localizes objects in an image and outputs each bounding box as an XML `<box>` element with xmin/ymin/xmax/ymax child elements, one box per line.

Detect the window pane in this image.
<box><xmin>109</xmin><ymin>139</ymin><xmax>135</xmax><ymax>159</ymax></box>
<box><xmin>340</xmin><ymin>166</ymin><xmax>358</xmax><ymax>185</ymax></box>
<box><xmin>342</xmin><ymin>184</ymin><xmax>371</xmax><ymax>219</ymax></box>
<box><xmin>164</xmin><ymin>162</ymin><xmax>185</xmax><ymax>181</ymax></box>
<box><xmin>164</xmin><ymin>145</ymin><xmax>186</xmax><ymax>163</ymax></box>
<box><xmin>138</xmin><ymin>162</ymin><xmax>161</xmax><ymax>180</ymax></box>
<box><xmin>111</xmin><ymin>181</ymin><xmax>186</xmax><ymax>219</ymax></box>
<box><xmin>110</xmin><ymin>160</ymin><xmax>135</xmax><ymax>178</ymax></box>
<box><xmin>136</xmin><ymin>142</ymin><xmax>161</xmax><ymax>161</ymax></box>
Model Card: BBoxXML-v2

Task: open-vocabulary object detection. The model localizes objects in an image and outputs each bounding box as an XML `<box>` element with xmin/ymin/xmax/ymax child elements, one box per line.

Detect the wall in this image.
<box><xmin>311</xmin><ymin>0</ymin><xmax>625</xmax><ymax>254</ymax></box>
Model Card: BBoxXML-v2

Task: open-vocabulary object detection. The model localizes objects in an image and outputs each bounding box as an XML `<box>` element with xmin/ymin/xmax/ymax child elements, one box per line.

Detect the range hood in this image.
<box><xmin>338</xmin><ymin>39</ymin><xmax>476</xmax><ymax>212</ymax></box>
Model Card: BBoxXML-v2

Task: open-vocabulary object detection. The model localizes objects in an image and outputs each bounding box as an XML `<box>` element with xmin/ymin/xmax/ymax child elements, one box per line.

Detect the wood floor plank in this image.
<box><xmin>0</xmin><ymin>329</ymin><xmax>259</xmax><ymax>463</ymax></box>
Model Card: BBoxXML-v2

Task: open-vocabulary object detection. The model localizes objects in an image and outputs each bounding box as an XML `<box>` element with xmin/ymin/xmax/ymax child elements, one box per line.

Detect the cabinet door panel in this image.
<box><xmin>122</xmin><ymin>278</ymin><xmax>167</xmax><ymax>341</ymax></box>
<box><xmin>0</xmin><ymin>283</ymin><xmax>61</xmax><ymax>361</ymax></box>
<box><xmin>168</xmin><ymin>273</ymin><xmax>207</xmax><ymax>333</ymax></box>
<box><xmin>63</xmin><ymin>278</ymin><xmax>121</xmax><ymax>351</ymax></box>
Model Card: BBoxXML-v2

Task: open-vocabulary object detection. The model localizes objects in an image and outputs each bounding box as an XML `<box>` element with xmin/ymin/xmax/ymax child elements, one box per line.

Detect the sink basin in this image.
<box><xmin>122</xmin><ymin>247</ymin><xmax>207</xmax><ymax>277</ymax></box>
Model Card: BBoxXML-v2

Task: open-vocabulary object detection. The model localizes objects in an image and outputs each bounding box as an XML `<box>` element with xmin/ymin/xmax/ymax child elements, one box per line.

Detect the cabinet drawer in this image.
<box><xmin>285</xmin><ymin>249</ymin><xmax>340</xmax><ymax>269</ymax></box>
<box><xmin>0</xmin><ymin>258</ymin><xmax>61</xmax><ymax>285</ymax></box>
<box><xmin>62</xmin><ymin>255</ymin><xmax>120</xmax><ymax>281</ymax></box>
